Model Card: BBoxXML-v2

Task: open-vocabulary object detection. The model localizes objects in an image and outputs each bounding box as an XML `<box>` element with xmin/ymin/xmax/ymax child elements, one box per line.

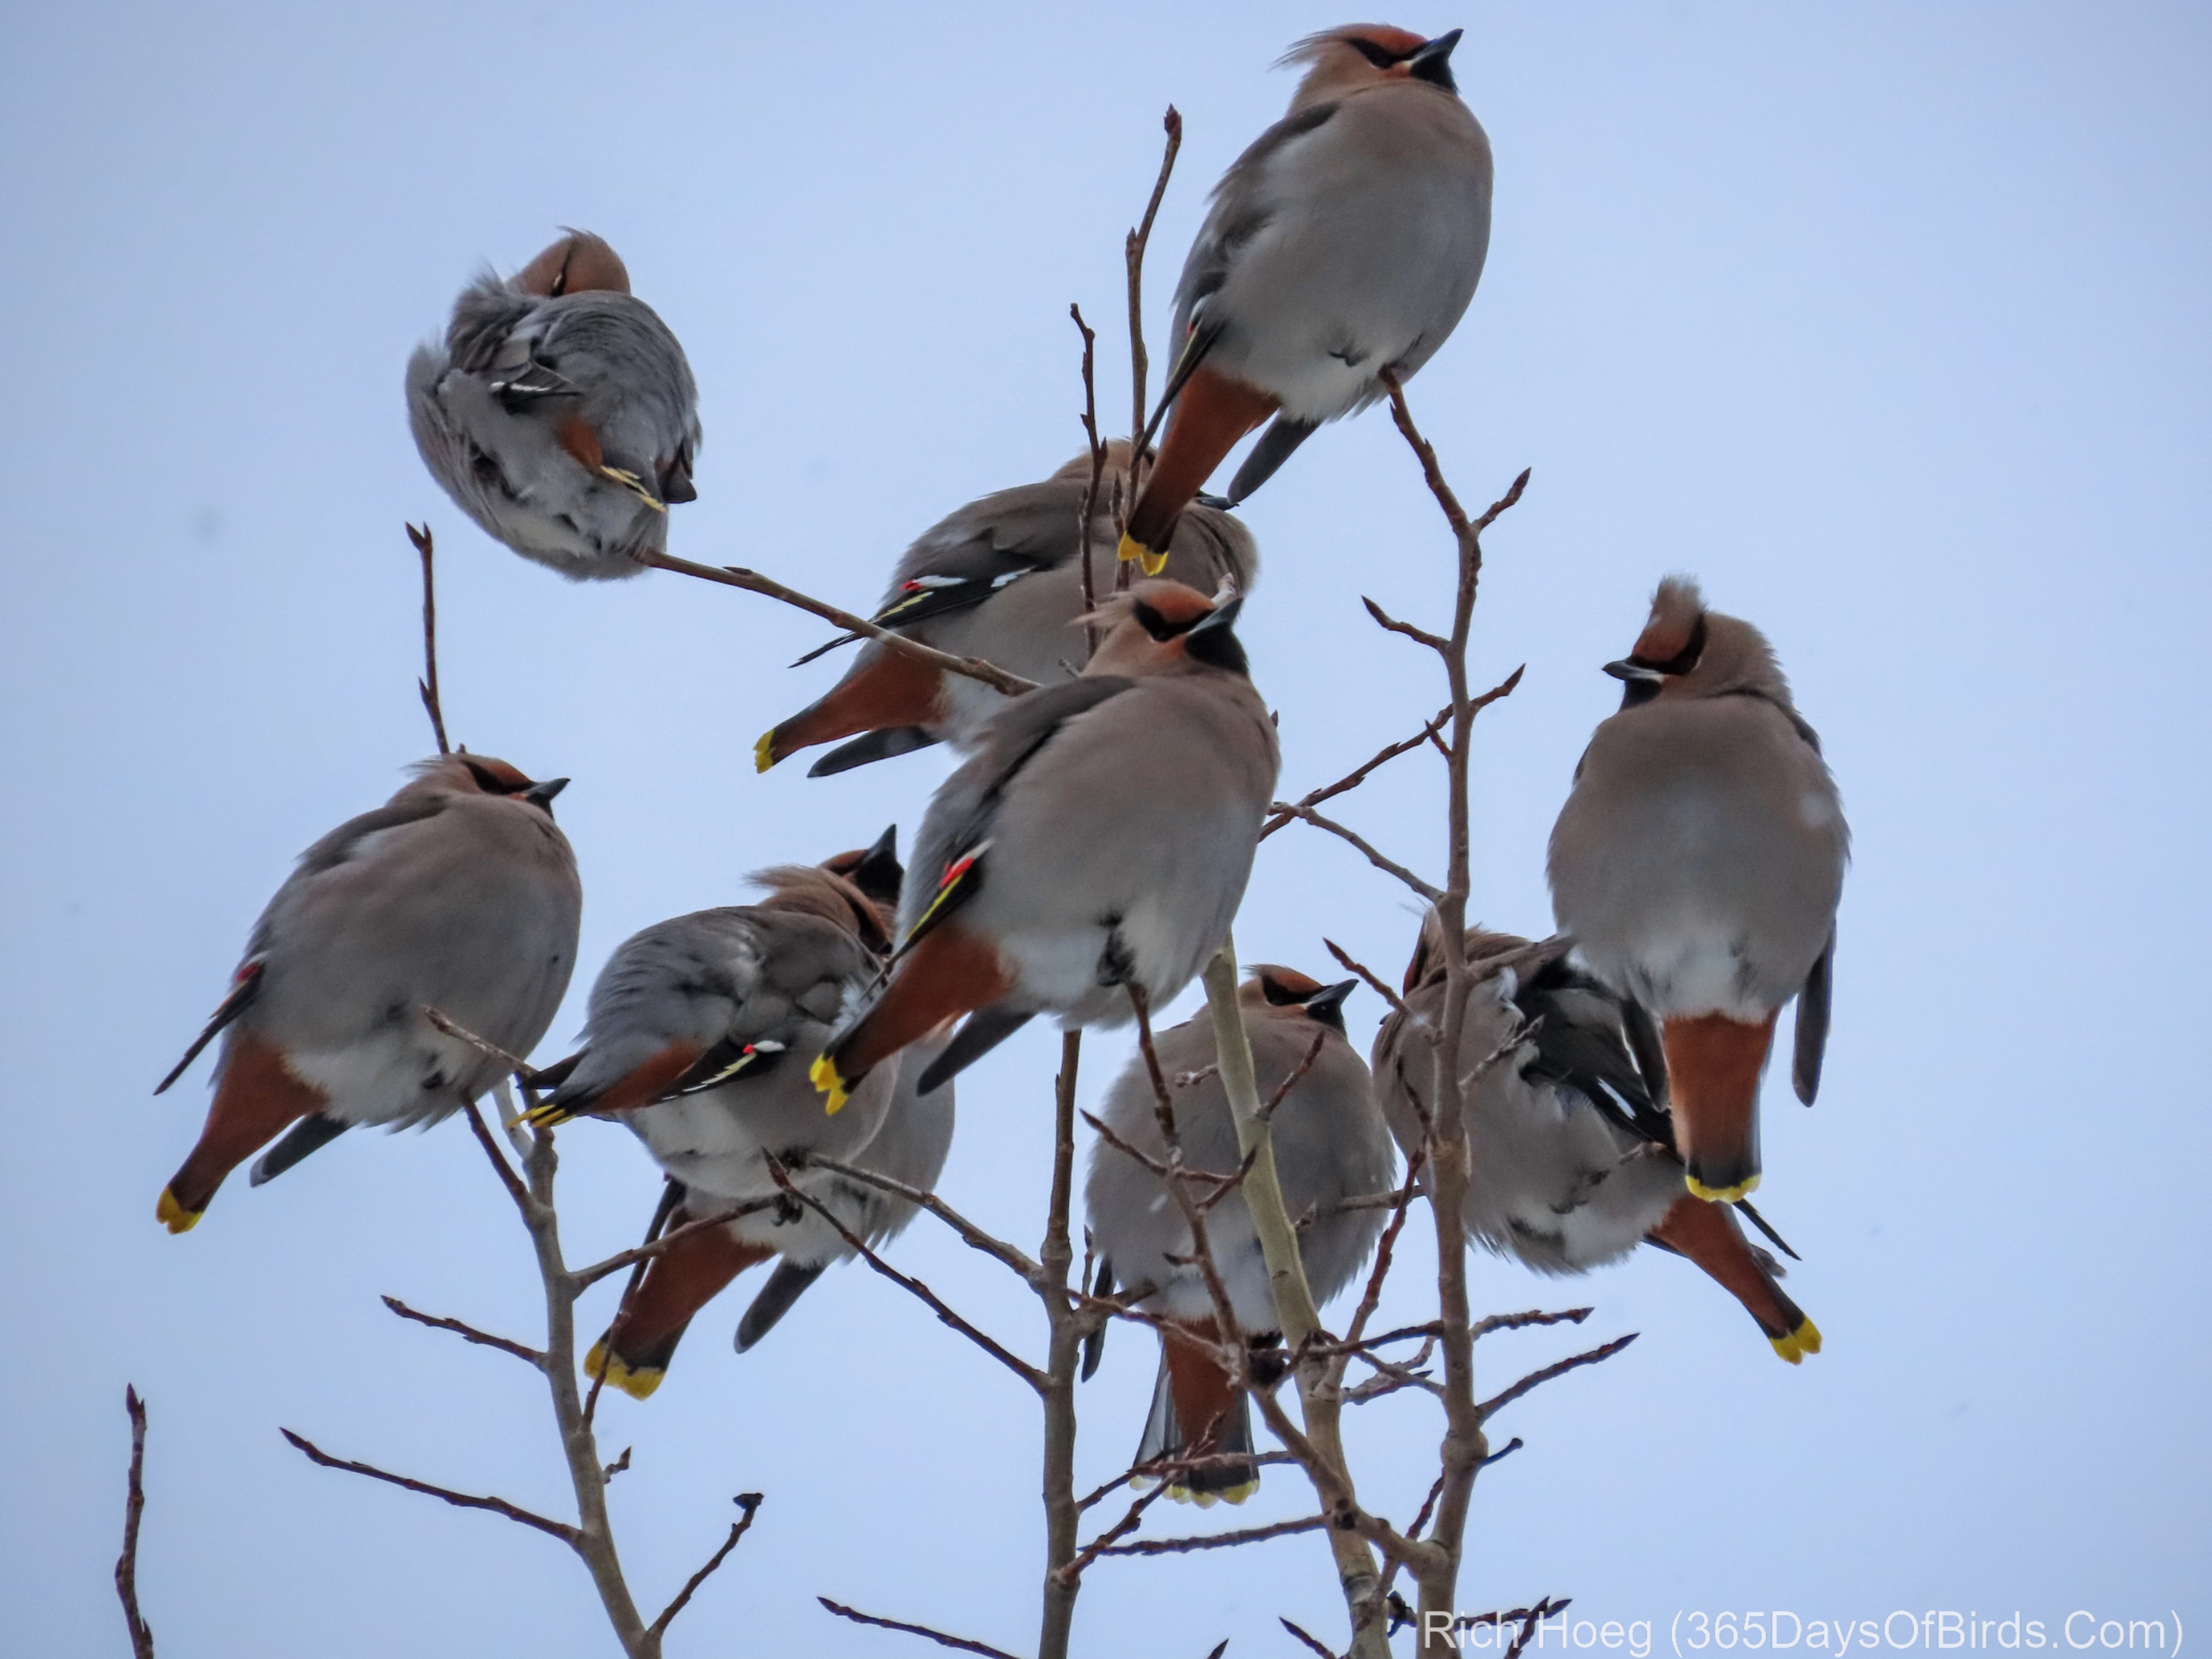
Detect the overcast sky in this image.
<box><xmin>3</xmin><ymin>3</ymin><xmax>2207</xmax><ymax>1655</ymax></box>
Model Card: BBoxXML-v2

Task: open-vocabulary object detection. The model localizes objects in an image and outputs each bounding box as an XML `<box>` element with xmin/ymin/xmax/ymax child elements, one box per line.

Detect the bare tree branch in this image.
<box><xmin>799</xmin><ymin>1155</ymin><xmax>1044</xmax><ymax>1286</ymax></box>
<box><xmin>1268</xmin><ymin>804</ymin><xmax>1443</xmax><ymax>901</ymax></box>
<box><xmin>1096</xmin><ymin>1514</ymin><xmax>1327</xmax><ymax>1557</ymax></box>
<box><xmin>1261</xmin><ymin>706</ymin><xmax>1452</xmax><ymax>841</ymax></box>
<box><xmin>1476</xmin><ymin>1334</ymin><xmax>1639</xmax><ymax>1421</ymax></box>
<box><xmin>380</xmin><ymin>1295</ymin><xmax>543</xmax><ymax>1369</ymax></box>
<box><xmin>648</xmin><ymin>1493</ymin><xmax>763</xmax><ymax>1641</ymax></box>
<box><xmin>280</xmin><ymin>1427</ymin><xmax>578</xmax><ymax>1545</ymax></box>
<box><xmin>1282</xmin><ymin>1615</ymin><xmax>1341</xmax><ymax>1658</ymax></box>
<box><xmin>643</xmin><ymin>551</ymin><xmax>1036</xmax><ymax>698</ymax></box>
<box><xmin>1323</xmin><ymin>938</ymin><xmax>1413</xmax><ymax>1022</ymax></box>
<box><xmin>1126</xmin><ymin>105</ymin><xmax>1184</xmax><ymax>445</ymax></box>
<box><xmin>406</xmin><ymin>524</ymin><xmax>450</xmax><ymax>755</ymax></box>
<box><xmin>116</xmin><ymin>1386</ymin><xmax>154</xmax><ymax>1659</ymax></box>
<box><xmin>1071</xmin><ymin>304</ymin><xmax>1106</xmax><ymax>655</ymax></box>
<box><xmin>818</xmin><ymin>1596</ymin><xmax>1024</xmax><ymax>1659</ymax></box>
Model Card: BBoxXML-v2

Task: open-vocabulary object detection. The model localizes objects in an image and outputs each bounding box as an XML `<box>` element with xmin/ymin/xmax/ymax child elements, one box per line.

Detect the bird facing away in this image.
<box><xmin>514</xmin><ymin>831</ymin><xmax>928</xmax><ymax>1400</ymax></box>
<box><xmin>153</xmin><ymin>754</ymin><xmax>581</xmax><ymax>1232</ymax></box>
<box><xmin>1374</xmin><ymin>925</ymin><xmax>1820</xmax><ymax>1363</ymax></box>
<box><xmin>1084</xmin><ymin>968</ymin><xmax>1395</xmax><ymax>1502</ymax></box>
<box><xmin>407</xmin><ymin>230</ymin><xmax>701</xmax><ymax>580</ymax></box>
<box><xmin>809</xmin><ymin>580</ymin><xmax>1280</xmax><ymax>1112</ymax></box>
<box><xmin>1119</xmin><ymin>23</ymin><xmax>1492</xmax><ymax>572</ymax></box>
<box><xmin>756</xmin><ymin>442</ymin><xmax>1259</xmax><ymax>777</ymax></box>
<box><xmin>1548</xmin><ymin>577</ymin><xmax>1848</xmax><ymax>1204</ymax></box>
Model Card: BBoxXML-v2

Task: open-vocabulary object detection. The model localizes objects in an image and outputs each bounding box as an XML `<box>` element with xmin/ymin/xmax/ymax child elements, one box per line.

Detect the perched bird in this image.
<box><xmin>518</xmin><ymin>832</ymin><xmax>930</xmax><ymax>1400</ymax></box>
<box><xmin>810</xmin><ymin>580</ymin><xmax>1279</xmax><ymax>1110</ymax></box>
<box><xmin>1120</xmin><ymin>24</ymin><xmax>1492</xmax><ymax>572</ymax></box>
<box><xmin>153</xmin><ymin>755</ymin><xmax>581</xmax><ymax>1231</ymax></box>
<box><xmin>1548</xmin><ymin>577</ymin><xmax>1848</xmax><ymax>1203</ymax></box>
<box><xmin>407</xmin><ymin>230</ymin><xmax>701</xmax><ymax>580</ymax></box>
<box><xmin>1374</xmin><ymin>926</ymin><xmax>1820</xmax><ymax>1362</ymax></box>
<box><xmin>757</xmin><ymin>443</ymin><xmax>1258</xmax><ymax>776</ymax></box>
<box><xmin>1084</xmin><ymin>968</ymin><xmax>1394</xmax><ymax>1502</ymax></box>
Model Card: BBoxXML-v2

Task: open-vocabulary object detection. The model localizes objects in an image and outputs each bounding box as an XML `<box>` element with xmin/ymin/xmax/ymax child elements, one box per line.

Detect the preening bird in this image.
<box><xmin>1547</xmin><ymin>577</ymin><xmax>1848</xmax><ymax>1204</ymax></box>
<box><xmin>1084</xmin><ymin>968</ymin><xmax>1394</xmax><ymax>1502</ymax></box>
<box><xmin>757</xmin><ymin>443</ymin><xmax>1258</xmax><ymax>776</ymax></box>
<box><xmin>515</xmin><ymin>832</ymin><xmax>940</xmax><ymax>1400</ymax></box>
<box><xmin>1119</xmin><ymin>23</ymin><xmax>1492</xmax><ymax>572</ymax></box>
<box><xmin>1373</xmin><ymin>926</ymin><xmax>1820</xmax><ymax>1363</ymax></box>
<box><xmin>809</xmin><ymin>580</ymin><xmax>1280</xmax><ymax>1112</ymax></box>
<box><xmin>153</xmin><ymin>755</ymin><xmax>581</xmax><ymax>1231</ymax></box>
<box><xmin>407</xmin><ymin>230</ymin><xmax>701</xmax><ymax>580</ymax></box>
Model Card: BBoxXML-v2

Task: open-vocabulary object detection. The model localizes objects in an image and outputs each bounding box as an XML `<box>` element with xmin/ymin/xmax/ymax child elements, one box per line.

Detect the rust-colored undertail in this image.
<box><xmin>159</xmin><ymin>1036</ymin><xmax>330</xmax><ymax>1231</ymax></box>
<box><xmin>758</xmin><ymin>648</ymin><xmax>947</xmax><ymax>773</ymax></box>
<box><xmin>1648</xmin><ymin>1193</ymin><xmax>1821</xmax><ymax>1364</ymax></box>
<box><xmin>588</xmin><ymin>1217</ymin><xmax>775</xmax><ymax>1400</ymax></box>
<box><xmin>525</xmin><ymin>1040</ymin><xmax>704</xmax><ymax>1129</ymax></box>
<box><xmin>1660</xmin><ymin>1011</ymin><xmax>1778</xmax><ymax>1203</ymax></box>
<box><xmin>1145</xmin><ymin>1316</ymin><xmax>1258</xmax><ymax>1504</ymax></box>
<box><xmin>821</xmin><ymin>922</ymin><xmax>1013</xmax><ymax>1100</ymax></box>
<box><xmin>1120</xmin><ymin>367</ymin><xmax>1280</xmax><ymax>567</ymax></box>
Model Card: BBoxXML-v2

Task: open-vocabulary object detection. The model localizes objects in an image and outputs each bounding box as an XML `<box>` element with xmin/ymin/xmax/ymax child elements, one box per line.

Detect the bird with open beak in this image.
<box><xmin>407</xmin><ymin>230</ymin><xmax>701</xmax><ymax>580</ymax></box>
<box><xmin>153</xmin><ymin>755</ymin><xmax>580</xmax><ymax>1231</ymax></box>
<box><xmin>1085</xmin><ymin>967</ymin><xmax>1394</xmax><ymax>1502</ymax></box>
<box><xmin>514</xmin><ymin>833</ymin><xmax>937</xmax><ymax>1400</ymax></box>
<box><xmin>1375</xmin><ymin>925</ymin><xmax>1821</xmax><ymax>1363</ymax></box>
<box><xmin>1119</xmin><ymin>23</ymin><xmax>1492</xmax><ymax>573</ymax></box>
<box><xmin>1547</xmin><ymin>578</ymin><xmax>1848</xmax><ymax>1205</ymax></box>
<box><xmin>757</xmin><ymin>442</ymin><xmax>1257</xmax><ymax>777</ymax></box>
<box><xmin>810</xmin><ymin>580</ymin><xmax>1279</xmax><ymax>1111</ymax></box>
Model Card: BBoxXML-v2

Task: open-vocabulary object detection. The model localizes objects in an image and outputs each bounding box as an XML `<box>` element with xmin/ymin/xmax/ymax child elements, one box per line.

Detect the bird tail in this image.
<box><xmin>1120</xmin><ymin>367</ymin><xmax>1278</xmax><ymax>572</ymax></box>
<box><xmin>587</xmin><ymin>1215</ymin><xmax>774</xmax><ymax>1400</ymax></box>
<box><xmin>814</xmin><ymin>923</ymin><xmax>1013</xmax><ymax>1113</ymax></box>
<box><xmin>734</xmin><ymin>1260</ymin><xmax>829</xmax><ymax>1352</ymax></box>
<box><xmin>158</xmin><ymin>1036</ymin><xmax>328</xmax><ymax>1233</ymax></box>
<box><xmin>1659</xmin><ymin>1011</ymin><xmax>1778</xmax><ymax>1202</ymax></box>
<box><xmin>756</xmin><ymin>649</ymin><xmax>946</xmax><ymax>774</ymax></box>
<box><xmin>1135</xmin><ymin>1317</ymin><xmax>1259</xmax><ymax>1505</ymax></box>
<box><xmin>1647</xmin><ymin>1192</ymin><xmax>1821</xmax><ymax>1364</ymax></box>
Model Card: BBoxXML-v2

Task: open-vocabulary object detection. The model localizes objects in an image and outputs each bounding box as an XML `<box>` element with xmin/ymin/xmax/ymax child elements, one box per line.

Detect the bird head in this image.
<box><xmin>1282</xmin><ymin>24</ymin><xmax>1465</xmax><ymax>106</ymax></box>
<box><xmin>1082</xmin><ymin>580</ymin><xmax>1251</xmax><ymax>679</ymax></box>
<box><xmin>1245</xmin><ymin>966</ymin><xmax>1360</xmax><ymax>1033</ymax></box>
<box><xmin>414</xmin><ymin>753</ymin><xmax>570</xmax><ymax>815</ymax></box>
<box><xmin>1603</xmin><ymin>576</ymin><xmax>1793</xmax><ymax>709</ymax></box>
<box><xmin>512</xmin><ymin>230</ymin><xmax>633</xmax><ymax>298</ymax></box>
<box><xmin>820</xmin><ymin>825</ymin><xmax>904</xmax><ymax>947</ymax></box>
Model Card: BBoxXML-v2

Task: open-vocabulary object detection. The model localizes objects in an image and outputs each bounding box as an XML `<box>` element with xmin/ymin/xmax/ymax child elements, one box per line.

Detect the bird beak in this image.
<box><xmin>524</xmin><ymin>777</ymin><xmax>570</xmax><ymax>806</ymax></box>
<box><xmin>1407</xmin><ymin>29</ymin><xmax>1464</xmax><ymax>80</ymax></box>
<box><xmin>1304</xmin><ymin>978</ymin><xmax>1359</xmax><ymax>1022</ymax></box>
<box><xmin>1190</xmin><ymin>595</ymin><xmax>1244</xmax><ymax>635</ymax></box>
<box><xmin>1602</xmin><ymin>658</ymin><xmax>1662</xmax><ymax>684</ymax></box>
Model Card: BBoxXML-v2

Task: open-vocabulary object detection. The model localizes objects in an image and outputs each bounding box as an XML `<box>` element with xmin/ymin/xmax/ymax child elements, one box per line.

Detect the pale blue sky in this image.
<box><xmin>3</xmin><ymin>3</ymin><xmax>2207</xmax><ymax>1654</ymax></box>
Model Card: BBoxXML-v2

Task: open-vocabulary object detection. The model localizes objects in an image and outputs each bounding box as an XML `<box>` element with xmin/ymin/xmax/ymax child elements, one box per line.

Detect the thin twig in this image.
<box><xmin>1260</xmin><ymin>706</ymin><xmax>1452</xmax><ymax>841</ymax></box>
<box><xmin>1072</xmin><ymin>305</ymin><xmax>1105</xmax><ymax>657</ymax></box>
<box><xmin>1095</xmin><ymin>1513</ymin><xmax>1326</xmax><ymax>1557</ymax></box>
<box><xmin>1282</xmin><ymin>1615</ymin><xmax>1341</xmax><ymax>1658</ymax></box>
<box><xmin>797</xmin><ymin>1155</ymin><xmax>1044</xmax><ymax>1285</ymax></box>
<box><xmin>602</xmin><ymin>1447</ymin><xmax>632</xmax><ymax>1484</ymax></box>
<box><xmin>586</xmin><ymin>1181</ymin><xmax>681</xmax><ymax>1431</ymax></box>
<box><xmin>381</xmin><ymin>1295</ymin><xmax>543</xmax><ymax>1369</ymax></box>
<box><xmin>1127</xmin><ymin>105</ymin><xmax>1184</xmax><ymax>445</ymax></box>
<box><xmin>643</xmin><ymin>552</ymin><xmax>1036</xmax><ymax>698</ymax></box>
<box><xmin>1476</xmin><ymin>1334</ymin><xmax>1639</xmax><ymax>1421</ymax></box>
<box><xmin>1323</xmin><ymin>939</ymin><xmax>1413</xmax><ymax>1022</ymax></box>
<box><xmin>406</xmin><ymin>523</ymin><xmax>451</xmax><ymax>755</ymax></box>
<box><xmin>1269</xmin><ymin>804</ymin><xmax>1443</xmax><ymax>902</ymax></box>
<box><xmin>570</xmin><ymin>1196</ymin><xmax>783</xmax><ymax>1289</ymax></box>
<box><xmin>817</xmin><ymin>1597</ymin><xmax>1023</xmax><ymax>1659</ymax></box>
<box><xmin>1056</xmin><ymin>1477</ymin><xmax>1173</xmax><ymax>1583</ymax></box>
<box><xmin>1470</xmin><ymin>1307</ymin><xmax>1593</xmax><ymax>1341</ymax></box>
<box><xmin>647</xmin><ymin>1493</ymin><xmax>763</xmax><ymax>1640</ymax></box>
<box><xmin>763</xmin><ymin>1156</ymin><xmax>1043</xmax><ymax>1388</ymax></box>
<box><xmin>459</xmin><ymin>1099</ymin><xmax>534</xmax><ymax>1222</ymax></box>
<box><xmin>116</xmin><ymin>1387</ymin><xmax>154</xmax><ymax>1659</ymax></box>
<box><xmin>280</xmin><ymin>1428</ymin><xmax>578</xmax><ymax>1545</ymax></box>
<box><xmin>1260</xmin><ymin>1028</ymin><xmax>1330</xmax><ymax>1123</ymax></box>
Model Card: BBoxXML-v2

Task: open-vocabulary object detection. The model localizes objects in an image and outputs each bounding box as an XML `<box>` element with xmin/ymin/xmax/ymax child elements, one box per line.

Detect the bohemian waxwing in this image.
<box><xmin>1084</xmin><ymin>968</ymin><xmax>1394</xmax><ymax>1502</ymax></box>
<box><xmin>1118</xmin><ymin>24</ymin><xmax>1491</xmax><ymax>573</ymax></box>
<box><xmin>757</xmin><ymin>442</ymin><xmax>1259</xmax><ymax>776</ymax></box>
<box><xmin>1374</xmin><ymin>925</ymin><xmax>1820</xmax><ymax>1363</ymax></box>
<box><xmin>1547</xmin><ymin>577</ymin><xmax>1848</xmax><ymax>1205</ymax></box>
<box><xmin>809</xmin><ymin>581</ymin><xmax>1279</xmax><ymax>1111</ymax></box>
<box><xmin>520</xmin><ymin>832</ymin><xmax>922</xmax><ymax>1399</ymax></box>
<box><xmin>407</xmin><ymin>230</ymin><xmax>701</xmax><ymax>581</ymax></box>
<box><xmin>153</xmin><ymin>755</ymin><xmax>581</xmax><ymax>1231</ymax></box>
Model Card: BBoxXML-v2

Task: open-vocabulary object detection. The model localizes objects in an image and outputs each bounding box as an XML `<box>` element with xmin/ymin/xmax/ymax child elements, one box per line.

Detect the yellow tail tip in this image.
<box><xmin>156</xmin><ymin>1188</ymin><xmax>201</xmax><ymax>1234</ymax></box>
<box><xmin>586</xmin><ymin>1339</ymin><xmax>664</xmax><ymax>1400</ymax></box>
<box><xmin>1768</xmin><ymin>1316</ymin><xmax>1824</xmax><ymax>1364</ymax></box>
<box><xmin>1685</xmin><ymin>1172</ymin><xmax>1761</xmax><ymax>1204</ymax></box>
<box><xmin>1118</xmin><ymin>532</ymin><xmax>1168</xmax><ymax>574</ymax></box>
<box><xmin>754</xmin><ymin>731</ymin><xmax>778</xmax><ymax>774</ymax></box>
<box><xmin>1165</xmin><ymin>1477</ymin><xmax>1258</xmax><ymax>1507</ymax></box>
<box><xmin>809</xmin><ymin>1052</ymin><xmax>850</xmax><ymax>1115</ymax></box>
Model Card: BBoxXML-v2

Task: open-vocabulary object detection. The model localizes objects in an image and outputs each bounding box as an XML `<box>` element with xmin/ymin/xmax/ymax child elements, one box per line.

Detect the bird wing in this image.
<box><xmin>872</xmin><ymin>480</ymin><xmax>1092</xmax><ymax>631</ymax></box>
<box><xmin>1170</xmin><ymin>102</ymin><xmax>1342</xmax><ymax>349</ymax></box>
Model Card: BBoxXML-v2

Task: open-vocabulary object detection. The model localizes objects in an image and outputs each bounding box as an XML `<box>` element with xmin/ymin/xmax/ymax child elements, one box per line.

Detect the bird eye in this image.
<box><xmin>1346</xmin><ymin>38</ymin><xmax>1403</xmax><ymax>68</ymax></box>
<box><xmin>1131</xmin><ymin>600</ymin><xmax>1194</xmax><ymax>641</ymax></box>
